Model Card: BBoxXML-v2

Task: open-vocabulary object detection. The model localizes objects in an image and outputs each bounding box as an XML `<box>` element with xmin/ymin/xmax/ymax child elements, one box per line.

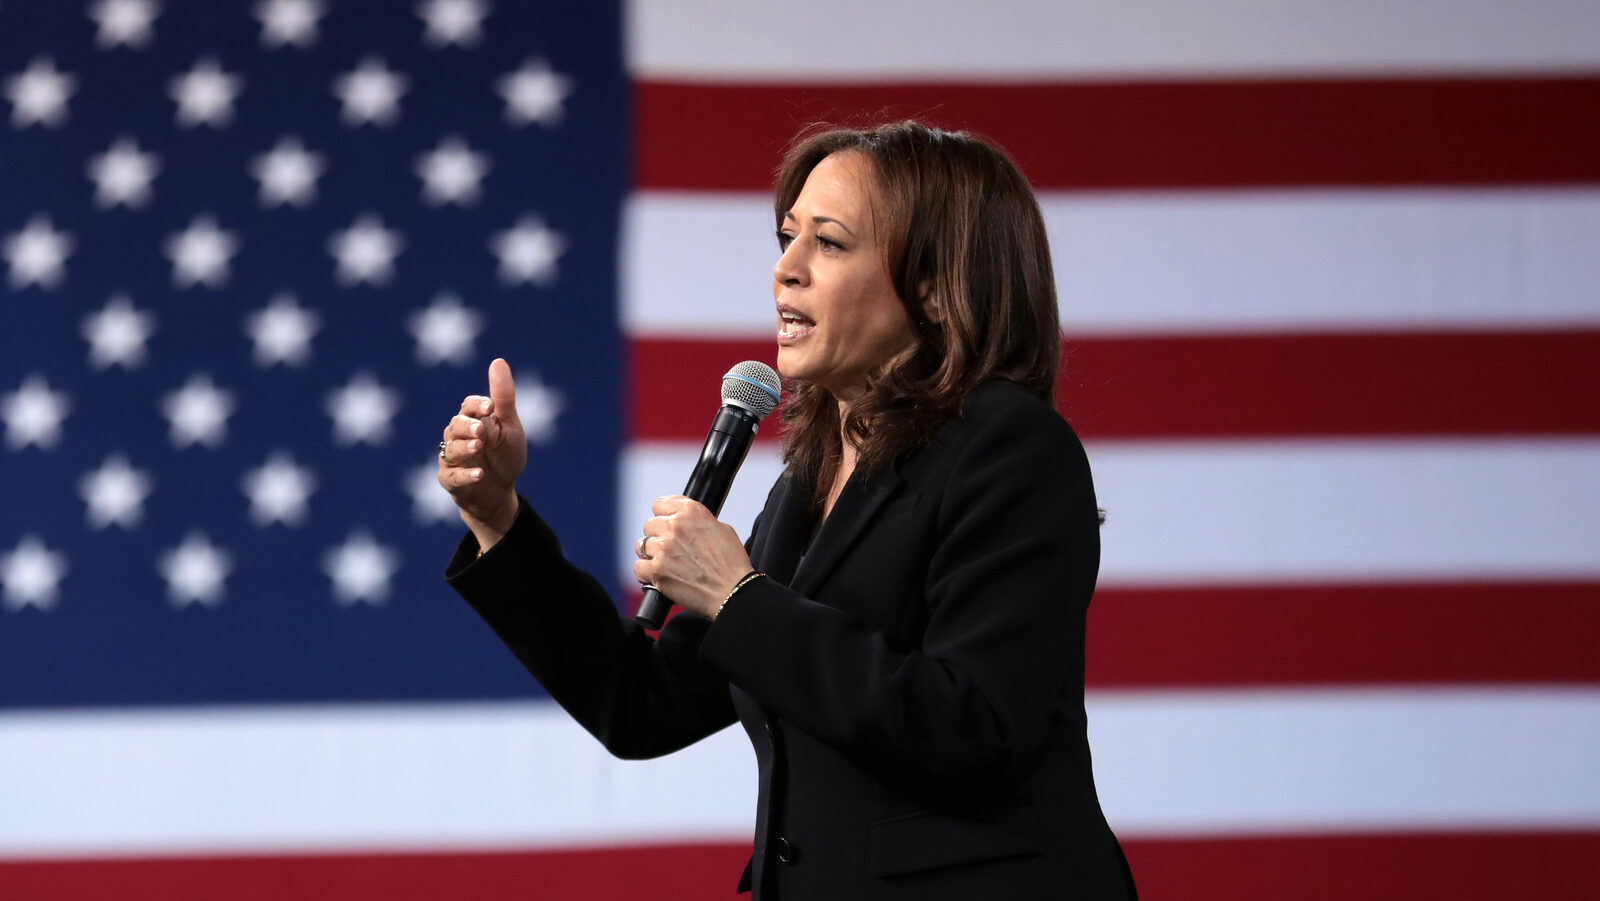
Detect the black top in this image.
<box><xmin>446</xmin><ymin>380</ymin><xmax>1136</xmax><ymax>900</ymax></box>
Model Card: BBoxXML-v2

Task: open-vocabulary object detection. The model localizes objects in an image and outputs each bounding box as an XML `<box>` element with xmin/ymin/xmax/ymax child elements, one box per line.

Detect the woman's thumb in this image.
<box><xmin>487</xmin><ymin>358</ymin><xmax>521</xmax><ymax>427</ymax></box>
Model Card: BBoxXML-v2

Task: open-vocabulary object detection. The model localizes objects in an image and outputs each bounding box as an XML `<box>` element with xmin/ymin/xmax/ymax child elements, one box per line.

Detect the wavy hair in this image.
<box><xmin>774</xmin><ymin>121</ymin><xmax>1061</xmax><ymax>496</ymax></box>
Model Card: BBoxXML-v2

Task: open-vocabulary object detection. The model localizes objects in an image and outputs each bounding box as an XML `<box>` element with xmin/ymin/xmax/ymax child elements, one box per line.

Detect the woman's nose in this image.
<box><xmin>773</xmin><ymin>242</ymin><xmax>806</xmax><ymax>288</ymax></box>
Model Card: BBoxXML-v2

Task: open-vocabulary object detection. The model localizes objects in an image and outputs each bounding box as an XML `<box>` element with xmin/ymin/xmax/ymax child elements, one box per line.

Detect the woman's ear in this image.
<box><xmin>918</xmin><ymin>279</ymin><xmax>944</xmax><ymax>324</ymax></box>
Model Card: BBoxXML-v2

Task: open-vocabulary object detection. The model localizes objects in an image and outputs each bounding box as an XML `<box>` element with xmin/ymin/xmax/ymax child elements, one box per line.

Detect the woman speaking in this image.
<box><xmin>436</xmin><ymin>121</ymin><xmax>1136</xmax><ymax>899</ymax></box>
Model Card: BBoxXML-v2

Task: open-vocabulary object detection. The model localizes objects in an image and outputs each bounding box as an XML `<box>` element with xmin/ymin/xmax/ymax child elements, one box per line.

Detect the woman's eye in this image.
<box><xmin>776</xmin><ymin>230</ymin><xmax>794</xmax><ymax>250</ymax></box>
<box><xmin>817</xmin><ymin>235</ymin><xmax>843</xmax><ymax>251</ymax></box>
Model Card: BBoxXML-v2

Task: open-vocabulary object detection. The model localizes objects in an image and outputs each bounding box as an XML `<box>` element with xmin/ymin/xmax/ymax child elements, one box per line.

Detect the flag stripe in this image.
<box><xmin>0</xmin><ymin>844</ymin><xmax>752</xmax><ymax>901</ymax></box>
<box><xmin>628</xmin><ymin>0</ymin><xmax>1600</xmax><ymax>79</ymax></box>
<box><xmin>633</xmin><ymin>78</ymin><xmax>1600</xmax><ymax>191</ymax></box>
<box><xmin>629</xmin><ymin>332</ymin><xmax>1600</xmax><ymax>441</ymax></box>
<box><xmin>7</xmin><ymin>831</ymin><xmax>1600</xmax><ymax>901</ymax></box>
<box><xmin>623</xmin><ymin>189</ymin><xmax>1600</xmax><ymax>337</ymax></box>
<box><xmin>621</xmin><ymin>440</ymin><xmax>1600</xmax><ymax>588</ymax></box>
<box><xmin>6</xmin><ymin>690</ymin><xmax>1597</xmax><ymax>857</ymax></box>
<box><xmin>1087</xmin><ymin>582</ymin><xmax>1600</xmax><ymax>687</ymax></box>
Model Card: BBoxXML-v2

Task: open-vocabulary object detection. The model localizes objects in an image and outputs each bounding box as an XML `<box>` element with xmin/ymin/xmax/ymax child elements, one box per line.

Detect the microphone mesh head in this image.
<box><xmin>721</xmin><ymin>361</ymin><xmax>782</xmax><ymax>420</ymax></box>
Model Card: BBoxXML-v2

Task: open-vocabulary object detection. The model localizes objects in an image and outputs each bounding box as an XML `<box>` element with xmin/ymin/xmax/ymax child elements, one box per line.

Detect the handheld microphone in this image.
<box><xmin>635</xmin><ymin>361</ymin><xmax>782</xmax><ymax>629</ymax></box>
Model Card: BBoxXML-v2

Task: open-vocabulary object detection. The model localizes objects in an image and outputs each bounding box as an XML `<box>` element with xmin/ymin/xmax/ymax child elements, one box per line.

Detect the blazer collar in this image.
<box><xmin>790</xmin><ymin>463</ymin><xmax>903</xmax><ymax>596</ymax></box>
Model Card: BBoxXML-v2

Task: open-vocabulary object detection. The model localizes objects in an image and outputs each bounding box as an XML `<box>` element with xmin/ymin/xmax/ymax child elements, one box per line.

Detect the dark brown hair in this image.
<box><xmin>774</xmin><ymin>120</ymin><xmax>1061</xmax><ymax>492</ymax></box>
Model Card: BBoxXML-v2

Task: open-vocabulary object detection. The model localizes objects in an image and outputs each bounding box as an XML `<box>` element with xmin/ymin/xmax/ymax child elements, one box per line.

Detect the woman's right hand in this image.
<box><xmin>438</xmin><ymin>358</ymin><xmax>526</xmax><ymax>551</ymax></box>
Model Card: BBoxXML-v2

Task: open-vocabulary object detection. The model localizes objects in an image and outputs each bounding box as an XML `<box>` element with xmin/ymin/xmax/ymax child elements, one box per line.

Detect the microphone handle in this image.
<box><xmin>636</xmin><ymin>405</ymin><xmax>759</xmax><ymax>629</ymax></box>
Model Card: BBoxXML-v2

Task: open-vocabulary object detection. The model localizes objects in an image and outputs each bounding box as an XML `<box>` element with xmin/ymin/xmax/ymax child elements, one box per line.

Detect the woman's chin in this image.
<box><xmin>775</xmin><ymin>346</ymin><xmax>808</xmax><ymax>381</ymax></box>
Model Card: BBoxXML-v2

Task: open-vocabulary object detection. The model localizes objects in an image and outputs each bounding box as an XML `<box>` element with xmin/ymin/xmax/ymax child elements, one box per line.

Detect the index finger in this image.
<box><xmin>458</xmin><ymin>395</ymin><xmax>493</xmax><ymax>417</ymax></box>
<box><xmin>651</xmin><ymin>495</ymin><xmax>693</xmax><ymax>516</ymax></box>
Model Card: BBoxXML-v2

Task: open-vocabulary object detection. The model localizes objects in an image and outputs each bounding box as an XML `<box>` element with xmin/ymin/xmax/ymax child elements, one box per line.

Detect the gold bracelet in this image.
<box><xmin>715</xmin><ymin>571</ymin><xmax>765</xmax><ymax>620</ymax></box>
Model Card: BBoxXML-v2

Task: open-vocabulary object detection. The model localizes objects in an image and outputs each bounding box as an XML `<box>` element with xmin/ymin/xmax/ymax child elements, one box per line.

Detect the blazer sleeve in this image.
<box><xmin>446</xmin><ymin>496</ymin><xmax>737</xmax><ymax>760</ymax></box>
<box><xmin>696</xmin><ymin>391</ymin><xmax>1099</xmax><ymax>790</ymax></box>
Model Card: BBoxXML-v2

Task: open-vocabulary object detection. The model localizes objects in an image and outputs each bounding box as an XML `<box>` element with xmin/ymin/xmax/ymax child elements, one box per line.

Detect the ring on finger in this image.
<box><xmin>438</xmin><ymin>440</ymin><xmax>449</xmax><ymax>463</ymax></box>
<box><xmin>636</xmin><ymin>534</ymin><xmax>653</xmax><ymax>559</ymax></box>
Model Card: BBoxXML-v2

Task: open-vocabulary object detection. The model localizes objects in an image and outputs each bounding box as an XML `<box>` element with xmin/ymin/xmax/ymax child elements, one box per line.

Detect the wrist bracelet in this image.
<box><xmin>715</xmin><ymin>571</ymin><xmax>765</xmax><ymax>620</ymax></box>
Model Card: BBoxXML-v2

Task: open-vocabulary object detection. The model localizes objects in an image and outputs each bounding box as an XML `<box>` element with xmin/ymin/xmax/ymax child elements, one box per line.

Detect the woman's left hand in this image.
<box><xmin>633</xmin><ymin>496</ymin><xmax>753</xmax><ymax>620</ymax></box>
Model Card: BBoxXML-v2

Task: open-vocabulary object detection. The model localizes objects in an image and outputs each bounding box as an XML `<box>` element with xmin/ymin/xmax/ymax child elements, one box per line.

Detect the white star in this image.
<box><xmin>409</xmin><ymin>293</ymin><xmax>483</xmax><ymax>366</ymax></box>
<box><xmin>324</xmin><ymin>530</ymin><xmax>400</xmax><ymax>606</ymax></box>
<box><xmin>405</xmin><ymin>463</ymin><xmax>459</xmax><ymax>527</ymax></box>
<box><xmin>78</xmin><ymin>453</ymin><xmax>153</xmax><ymax>530</ymax></box>
<box><xmin>169</xmin><ymin>57</ymin><xmax>242</xmax><ymax>128</ymax></box>
<box><xmin>161</xmin><ymin>373</ymin><xmax>235</xmax><ymax>448</ymax></box>
<box><xmin>164</xmin><ymin>215</ymin><xmax>239</xmax><ymax>288</ymax></box>
<box><xmin>415</xmin><ymin>136</ymin><xmax>489</xmax><ymax>206</ymax></box>
<box><xmin>491</xmin><ymin>216</ymin><xmax>565</xmax><ymax>286</ymax></box>
<box><xmin>418</xmin><ymin>0</ymin><xmax>489</xmax><ymax>47</ymax></box>
<box><xmin>513</xmin><ymin>368</ymin><xmax>564</xmax><ymax>445</ymax></box>
<box><xmin>328</xmin><ymin>214</ymin><xmax>402</xmax><ymax>285</ymax></box>
<box><xmin>255</xmin><ymin>0</ymin><xmax>323</xmax><ymax>48</ymax></box>
<box><xmin>2</xmin><ymin>375</ymin><xmax>71</xmax><ymax>452</ymax></box>
<box><xmin>497</xmin><ymin>58</ymin><xmax>571</xmax><ymax>128</ymax></box>
<box><xmin>5</xmin><ymin>57</ymin><xmax>77</xmax><ymax>128</ymax></box>
<box><xmin>89</xmin><ymin>0</ymin><xmax>161</xmax><ymax>49</ymax></box>
<box><xmin>332</xmin><ymin>57</ymin><xmax>407</xmax><ymax>126</ymax></box>
<box><xmin>245</xmin><ymin>292</ymin><xmax>319</xmax><ymax>367</ymax></box>
<box><xmin>251</xmin><ymin>135</ymin><xmax>324</xmax><ymax>207</ymax></box>
<box><xmin>324</xmin><ymin>371</ymin><xmax>400</xmax><ymax>444</ymax></box>
<box><xmin>4</xmin><ymin>215</ymin><xmax>74</xmax><ymax>289</ymax></box>
<box><xmin>241</xmin><ymin>451</ymin><xmax>316</xmax><ymax>527</ymax></box>
<box><xmin>158</xmin><ymin>532</ymin><xmax>231</xmax><ymax>608</ymax></box>
<box><xmin>82</xmin><ymin>294</ymin><xmax>157</xmax><ymax>370</ymax></box>
<box><xmin>325</xmin><ymin>373</ymin><xmax>400</xmax><ymax>446</ymax></box>
<box><xmin>86</xmin><ymin>136</ymin><xmax>161</xmax><ymax>208</ymax></box>
<box><xmin>1</xmin><ymin>535</ymin><xmax>67</xmax><ymax>613</ymax></box>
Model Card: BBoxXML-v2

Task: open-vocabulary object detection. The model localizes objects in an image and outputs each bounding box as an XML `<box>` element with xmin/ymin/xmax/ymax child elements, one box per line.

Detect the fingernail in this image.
<box><xmin>480</xmin><ymin>400</ymin><xmax>491</xmax><ymax>413</ymax></box>
<box><xmin>471</xmin><ymin>469</ymin><xmax>483</xmax><ymax>481</ymax></box>
<box><xmin>470</xmin><ymin>420</ymin><xmax>481</xmax><ymax>436</ymax></box>
<box><xmin>468</xmin><ymin>439</ymin><xmax>480</xmax><ymax>452</ymax></box>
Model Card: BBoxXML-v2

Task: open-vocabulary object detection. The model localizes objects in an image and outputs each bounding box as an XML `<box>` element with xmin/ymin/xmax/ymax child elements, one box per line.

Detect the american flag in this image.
<box><xmin>3</xmin><ymin>0</ymin><xmax>1599</xmax><ymax>898</ymax></box>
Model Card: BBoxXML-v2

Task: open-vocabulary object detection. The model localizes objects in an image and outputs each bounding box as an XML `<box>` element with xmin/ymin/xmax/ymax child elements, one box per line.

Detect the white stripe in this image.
<box><xmin>1089</xmin><ymin>687</ymin><xmax>1600</xmax><ymax>835</ymax></box>
<box><xmin>620</xmin><ymin>439</ymin><xmax>1600</xmax><ymax>587</ymax></box>
<box><xmin>627</xmin><ymin>0</ymin><xmax>1600</xmax><ymax>79</ymax></box>
<box><xmin>622</xmin><ymin>189</ymin><xmax>1600</xmax><ymax>337</ymax></box>
<box><xmin>4</xmin><ymin>689</ymin><xmax>1596</xmax><ymax>856</ymax></box>
<box><xmin>0</xmin><ymin>702</ymin><xmax>755</xmax><ymax>859</ymax></box>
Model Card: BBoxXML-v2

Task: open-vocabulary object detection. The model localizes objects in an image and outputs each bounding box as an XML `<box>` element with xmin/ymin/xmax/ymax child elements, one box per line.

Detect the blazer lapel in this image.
<box><xmin>751</xmin><ymin>469</ymin><xmax>814</xmax><ymax>587</ymax></box>
<box><xmin>791</xmin><ymin>465</ymin><xmax>903</xmax><ymax>596</ymax></box>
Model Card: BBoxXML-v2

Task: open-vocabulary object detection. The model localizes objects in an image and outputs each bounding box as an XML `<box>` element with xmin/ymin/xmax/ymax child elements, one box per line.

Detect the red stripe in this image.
<box><xmin>627</xmin><ymin>331</ymin><xmax>1600</xmax><ymax>441</ymax></box>
<box><xmin>1087</xmin><ymin>581</ymin><xmax>1600</xmax><ymax>687</ymax></box>
<box><xmin>7</xmin><ymin>832</ymin><xmax>1595</xmax><ymax>899</ymax></box>
<box><xmin>630</xmin><ymin>582</ymin><xmax>1600</xmax><ymax>687</ymax></box>
<box><xmin>634</xmin><ymin>78</ymin><xmax>1600</xmax><ymax>191</ymax></box>
<box><xmin>0</xmin><ymin>844</ymin><xmax>750</xmax><ymax>900</ymax></box>
<box><xmin>1123</xmin><ymin>831</ymin><xmax>1600</xmax><ymax>900</ymax></box>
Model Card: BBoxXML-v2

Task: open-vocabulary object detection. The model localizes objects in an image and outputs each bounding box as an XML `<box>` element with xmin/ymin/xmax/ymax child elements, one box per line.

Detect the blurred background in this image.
<box><xmin>2</xmin><ymin>0</ymin><xmax>1597</xmax><ymax>897</ymax></box>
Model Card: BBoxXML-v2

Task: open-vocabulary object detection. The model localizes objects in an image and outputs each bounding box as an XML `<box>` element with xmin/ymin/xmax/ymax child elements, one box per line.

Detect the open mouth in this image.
<box><xmin>778</xmin><ymin>309</ymin><xmax>816</xmax><ymax>342</ymax></box>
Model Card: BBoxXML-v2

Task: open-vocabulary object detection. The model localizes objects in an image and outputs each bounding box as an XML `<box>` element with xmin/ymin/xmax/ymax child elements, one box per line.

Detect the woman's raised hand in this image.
<box><xmin>438</xmin><ymin>358</ymin><xmax>527</xmax><ymax>550</ymax></box>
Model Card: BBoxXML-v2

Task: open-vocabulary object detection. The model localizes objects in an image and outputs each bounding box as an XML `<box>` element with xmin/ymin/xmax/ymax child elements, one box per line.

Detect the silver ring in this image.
<box><xmin>636</xmin><ymin>535</ymin><xmax>653</xmax><ymax>559</ymax></box>
<box><xmin>438</xmin><ymin>440</ymin><xmax>449</xmax><ymax>462</ymax></box>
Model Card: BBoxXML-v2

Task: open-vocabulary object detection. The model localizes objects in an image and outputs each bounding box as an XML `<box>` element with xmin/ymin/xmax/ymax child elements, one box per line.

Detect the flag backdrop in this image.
<box><xmin>3</xmin><ymin>0</ymin><xmax>1599</xmax><ymax>898</ymax></box>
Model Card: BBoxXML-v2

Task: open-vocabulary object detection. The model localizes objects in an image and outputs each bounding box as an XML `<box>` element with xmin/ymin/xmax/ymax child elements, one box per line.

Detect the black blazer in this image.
<box><xmin>447</xmin><ymin>381</ymin><xmax>1136</xmax><ymax>900</ymax></box>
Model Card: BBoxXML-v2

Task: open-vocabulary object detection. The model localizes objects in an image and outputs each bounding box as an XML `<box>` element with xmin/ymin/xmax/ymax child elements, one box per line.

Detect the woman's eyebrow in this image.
<box><xmin>782</xmin><ymin>210</ymin><xmax>856</xmax><ymax>237</ymax></box>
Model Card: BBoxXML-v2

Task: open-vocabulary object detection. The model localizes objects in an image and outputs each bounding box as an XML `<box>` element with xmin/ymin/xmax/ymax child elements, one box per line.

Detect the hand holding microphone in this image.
<box><xmin>634</xmin><ymin>362</ymin><xmax>781</xmax><ymax>627</ymax></box>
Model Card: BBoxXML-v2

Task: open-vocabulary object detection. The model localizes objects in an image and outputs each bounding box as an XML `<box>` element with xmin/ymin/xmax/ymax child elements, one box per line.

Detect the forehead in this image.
<box><xmin>794</xmin><ymin>152</ymin><xmax>875</xmax><ymax>210</ymax></box>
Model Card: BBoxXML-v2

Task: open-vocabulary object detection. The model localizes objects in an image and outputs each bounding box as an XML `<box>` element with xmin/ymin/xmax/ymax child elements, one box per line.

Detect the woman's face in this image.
<box><xmin>773</xmin><ymin>152</ymin><xmax>913</xmax><ymax>401</ymax></box>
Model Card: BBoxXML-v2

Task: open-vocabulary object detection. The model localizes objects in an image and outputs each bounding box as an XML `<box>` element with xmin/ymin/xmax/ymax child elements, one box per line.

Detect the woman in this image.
<box><xmin>436</xmin><ymin>121</ymin><xmax>1136</xmax><ymax>899</ymax></box>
